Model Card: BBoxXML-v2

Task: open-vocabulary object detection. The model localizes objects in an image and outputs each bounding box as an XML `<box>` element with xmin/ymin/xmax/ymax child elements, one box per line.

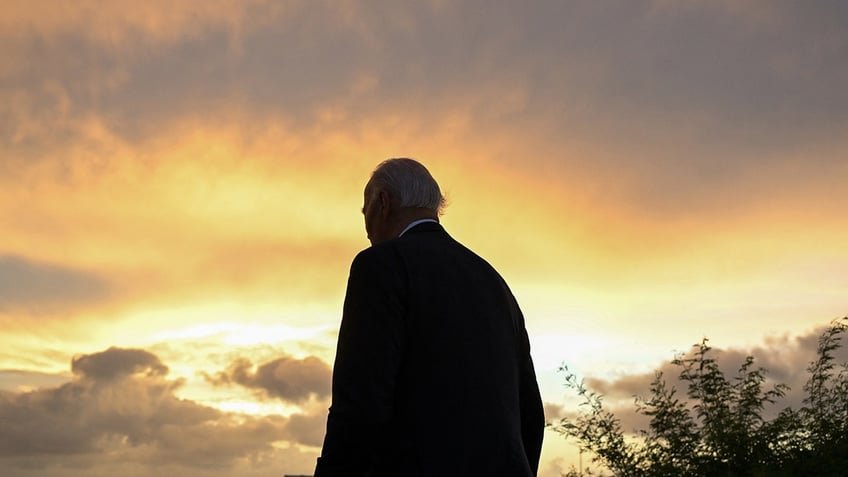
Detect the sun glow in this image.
<box><xmin>108</xmin><ymin>303</ymin><xmax>338</xmax><ymax>346</ymax></box>
<box><xmin>211</xmin><ymin>399</ymin><xmax>297</xmax><ymax>417</ymax></box>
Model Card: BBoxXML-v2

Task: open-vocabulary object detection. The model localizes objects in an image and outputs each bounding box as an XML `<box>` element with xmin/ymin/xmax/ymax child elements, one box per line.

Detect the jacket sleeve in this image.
<box><xmin>314</xmin><ymin>247</ymin><xmax>407</xmax><ymax>477</ymax></box>
<box><xmin>514</xmin><ymin>298</ymin><xmax>545</xmax><ymax>475</ymax></box>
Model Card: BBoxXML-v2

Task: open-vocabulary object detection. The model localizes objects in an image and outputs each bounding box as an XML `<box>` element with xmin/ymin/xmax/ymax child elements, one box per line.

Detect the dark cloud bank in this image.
<box><xmin>7</xmin><ymin>0</ymin><xmax>847</xmax><ymax>183</ymax></box>
<box><xmin>0</xmin><ymin>347</ymin><xmax>331</xmax><ymax>474</ymax></box>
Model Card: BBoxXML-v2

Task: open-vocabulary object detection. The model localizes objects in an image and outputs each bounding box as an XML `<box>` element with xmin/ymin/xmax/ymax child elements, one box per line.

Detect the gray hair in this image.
<box><xmin>367</xmin><ymin>158</ymin><xmax>446</xmax><ymax>214</ymax></box>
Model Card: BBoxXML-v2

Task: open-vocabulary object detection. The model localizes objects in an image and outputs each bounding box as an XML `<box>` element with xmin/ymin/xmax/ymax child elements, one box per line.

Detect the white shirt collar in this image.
<box><xmin>398</xmin><ymin>218</ymin><xmax>439</xmax><ymax>237</ymax></box>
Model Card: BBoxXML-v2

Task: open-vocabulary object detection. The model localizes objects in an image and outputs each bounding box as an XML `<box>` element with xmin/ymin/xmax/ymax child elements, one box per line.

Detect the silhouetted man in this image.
<box><xmin>314</xmin><ymin>158</ymin><xmax>544</xmax><ymax>477</ymax></box>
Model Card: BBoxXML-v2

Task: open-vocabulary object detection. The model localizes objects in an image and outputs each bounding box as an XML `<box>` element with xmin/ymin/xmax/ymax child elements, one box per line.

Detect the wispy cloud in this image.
<box><xmin>0</xmin><ymin>255</ymin><xmax>111</xmax><ymax>313</ymax></box>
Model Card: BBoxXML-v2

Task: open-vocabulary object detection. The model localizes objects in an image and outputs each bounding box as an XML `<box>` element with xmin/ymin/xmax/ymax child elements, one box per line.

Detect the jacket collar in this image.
<box><xmin>400</xmin><ymin>220</ymin><xmax>443</xmax><ymax>236</ymax></box>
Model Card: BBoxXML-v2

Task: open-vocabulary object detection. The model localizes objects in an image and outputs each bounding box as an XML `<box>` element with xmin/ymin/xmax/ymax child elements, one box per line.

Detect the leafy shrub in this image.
<box><xmin>550</xmin><ymin>317</ymin><xmax>848</xmax><ymax>477</ymax></box>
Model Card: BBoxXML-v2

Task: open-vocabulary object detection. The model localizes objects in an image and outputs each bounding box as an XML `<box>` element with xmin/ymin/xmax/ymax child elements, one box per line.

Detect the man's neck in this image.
<box><xmin>390</xmin><ymin>208</ymin><xmax>438</xmax><ymax>238</ymax></box>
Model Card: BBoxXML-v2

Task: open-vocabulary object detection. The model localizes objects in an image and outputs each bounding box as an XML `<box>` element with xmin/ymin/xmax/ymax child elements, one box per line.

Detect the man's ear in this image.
<box><xmin>378</xmin><ymin>190</ymin><xmax>392</xmax><ymax>218</ymax></box>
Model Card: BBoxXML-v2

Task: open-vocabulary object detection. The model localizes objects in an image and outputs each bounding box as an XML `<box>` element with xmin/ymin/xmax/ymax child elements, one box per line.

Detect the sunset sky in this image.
<box><xmin>2</xmin><ymin>1</ymin><xmax>847</xmax><ymax>475</ymax></box>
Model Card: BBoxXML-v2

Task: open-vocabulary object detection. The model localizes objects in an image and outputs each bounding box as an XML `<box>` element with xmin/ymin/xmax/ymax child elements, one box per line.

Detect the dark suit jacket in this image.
<box><xmin>315</xmin><ymin>222</ymin><xmax>544</xmax><ymax>477</ymax></box>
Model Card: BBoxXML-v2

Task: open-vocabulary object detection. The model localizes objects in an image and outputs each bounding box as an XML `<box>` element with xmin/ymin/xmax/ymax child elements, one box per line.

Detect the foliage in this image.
<box><xmin>550</xmin><ymin>317</ymin><xmax>848</xmax><ymax>477</ymax></box>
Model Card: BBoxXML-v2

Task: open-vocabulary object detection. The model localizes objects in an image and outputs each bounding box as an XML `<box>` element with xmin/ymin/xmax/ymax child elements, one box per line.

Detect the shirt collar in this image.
<box><xmin>398</xmin><ymin>218</ymin><xmax>439</xmax><ymax>237</ymax></box>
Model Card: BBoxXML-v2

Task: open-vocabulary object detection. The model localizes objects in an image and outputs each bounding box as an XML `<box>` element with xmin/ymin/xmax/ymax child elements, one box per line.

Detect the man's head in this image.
<box><xmin>363</xmin><ymin>158</ymin><xmax>446</xmax><ymax>245</ymax></box>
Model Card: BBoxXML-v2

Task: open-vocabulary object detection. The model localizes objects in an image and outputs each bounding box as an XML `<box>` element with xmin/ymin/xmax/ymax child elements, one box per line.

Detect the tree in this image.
<box><xmin>550</xmin><ymin>317</ymin><xmax>848</xmax><ymax>477</ymax></box>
